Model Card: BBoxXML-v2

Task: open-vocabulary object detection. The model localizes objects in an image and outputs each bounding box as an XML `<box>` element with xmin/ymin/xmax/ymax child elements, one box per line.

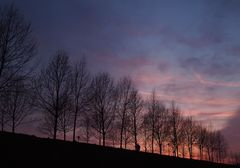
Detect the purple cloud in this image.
<box><xmin>222</xmin><ymin>109</ymin><xmax>240</xmax><ymax>153</ymax></box>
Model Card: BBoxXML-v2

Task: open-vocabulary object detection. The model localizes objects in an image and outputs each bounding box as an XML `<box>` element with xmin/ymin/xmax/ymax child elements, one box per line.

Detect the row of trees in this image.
<box><xmin>0</xmin><ymin>4</ymin><xmax>237</xmax><ymax>164</ymax></box>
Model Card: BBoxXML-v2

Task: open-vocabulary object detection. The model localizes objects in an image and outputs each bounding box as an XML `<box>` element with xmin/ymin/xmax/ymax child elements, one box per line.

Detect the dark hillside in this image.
<box><xmin>0</xmin><ymin>132</ymin><xmax>236</xmax><ymax>168</ymax></box>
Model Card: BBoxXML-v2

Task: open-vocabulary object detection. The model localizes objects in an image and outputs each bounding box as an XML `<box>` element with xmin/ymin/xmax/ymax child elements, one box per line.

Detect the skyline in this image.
<box><xmin>1</xmin><ymin>0</ymin><xmax>240</xmax><ymax>152</ymax></box>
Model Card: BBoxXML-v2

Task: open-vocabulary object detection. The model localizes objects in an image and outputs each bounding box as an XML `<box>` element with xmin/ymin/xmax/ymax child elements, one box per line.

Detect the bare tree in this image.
<box><xmin>129</xmin><ymin>89</ymin><xmax>143</xmax><ymax>150</ymax></box>
<box><xmin>184</xmin><ymin>116</ymin><xmax>196</xmax><ymax>159</ymax></box>
<box><xmin>214</xmin><ymin>131</ymin><xmax>227</xmax><ymax>163</ymax></box>
<box><xmin>123</xmin><ymin>115</ymin><xmax>131</xmax><ymax>149</ymax></box>
<box><xmin>58</xmin><ymin>102</ymin><xmax>73</xmax><ymax>141</ymax></box>
<box><xmin>0</xmin><ymin>79</ymin><xmax>33</xmax><ymax>133</ymax></box>
<box><xmin>0</xmin><ymin>4</ymin><xmax>36</xmax><ymax>132</ymax></box>
<box><xmin>34</xmin><ymin>51</ymin><xmax>71</xmax><ymax>139</ymax></box>
<box><xmin>195</xmin><ymin>123</ymin><xmax>207</xmax><ymax>160</ymax></box>
<box><xmin>115</xmin><ymin>77</ymin><xmax>133</xmax><ymax>148</ymax></box>
<box><xmin>154</xmin><ymin>102</ymin><xmax>168</xmax><ymax>155</ymax></box>
<box><xmin>107</xmin><ymin>121</ymin><xmax>119</xmax><ymax>147</ymax></box>
<box><xmin>145</xmin><ymin>90</ymin><xmax>160</xmax><ymax>153</ymax></box>
<box><xmin>71</xmin><ymin>57</ymin><xmax>89</xmax><ymax>141</ymax></box>
<box><xmin>88</xmin><ymin>72</ymin><xmax>116</xmax><ymax>146</ymax></box>
<box><xmin>38</xmin><ymin>112</ymin><xmax>55</xmax><ymax>138</ymax></box>
<box><xmin>79</xmin><ymin>111</ymin><xmax>93</xmax><ymax>144</ymax></box>
<box><xmin>178</xmin><ymin>119</ymin><xmax>187</xmax><ymax>158</ymax></box>
<box><xmin>0</xmin><ymin>92</ymin><xmax>9</xmax><ymax>131</ymax></box>
<box><xmin>229</xmin><ymin>152</ymin><xmax>240</xmax><ymax>166</ymax></box>
<box><xmin>205</xmin><ymin>130</ymin><xmax>217</xmax><ymax>162</ymax></box>
<box><xmin>141</xmin><ymin>115</ymin><xmax>150</xmax><ymax>152</ymax></box>
<box><xmin>168</xmin><ymin>101</ymin><xmax>182</xmax><ymax>157</ymax></box>
<box><xmin>0</xmin><ymin>4</ymin><xmax>36</xmax><ymax>92</ymax></box>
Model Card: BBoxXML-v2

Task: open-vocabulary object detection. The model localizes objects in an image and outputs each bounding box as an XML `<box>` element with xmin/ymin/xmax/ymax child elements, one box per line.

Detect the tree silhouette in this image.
<box><xmin>184</xmin><ymin>116</ymin><xmax>196</xmax><ymax>159</ymax></box>
<box><xmin>88</xmin><ymin>72</ymin><xmax>116</xmax><ymax>146</ymax></box>
<box><xmin>168</xmin><ymin>101</ymin><xmax>182</xmax><ymax>157</ymax></box>
<box><xmin>0</xmin><ymin>78</ymin><xmax>33</xmax><ymax>133</ymax></box>
<box><xmin>145</xmin><ymin>90</ymin><xmax>160</xmax><ymax>153</ymax></box>
<box><xmin>0</xmin><ymin>92</ymin><xmax>9</xmax><ymax>131</ymax></box>
<box><xmin>129</xmin><ymin>88</ymin><xmax>143</xmax><ymax>150</ymax></box>
<box><xmin>79</xmin><ymin>110</ymin><xmax>93</xmax><ymax>144</ymax></box>
<box><xmin>195</xmin><ymin>123</ymin><xmax>207</xmax><ymax>160</ymax></box>
<box><xmin>71</xmin><ymin>57</ymin><xmax>89</xmax><ymax>141</ymax></box>
<box><xmin>115</xmin><ymin>77</ymin><xmax>133</xmax><ymax>148</ymax></box>
<box><xmin>58</xmin><ymin>102</ymin><xmax>73</xmax><ymax>141</ymax></box>
<box><xmin>153</xmin><ymin>102</ymin><xmax>168</xmax><ymax>155</ymax></box>
<box><xmin>0</xmin><ymin>4</ymin><xmax>36</xmax><ymax>93</ymax></box>
<box><xmin>34</xmin><ymin>51</ymin><xmax>71</xmax><ymax>139</ymax></box>
<box><xmin>0</xmin><ymin>4</ymin><xmax>36</xmax><ymax>132</ymax></box>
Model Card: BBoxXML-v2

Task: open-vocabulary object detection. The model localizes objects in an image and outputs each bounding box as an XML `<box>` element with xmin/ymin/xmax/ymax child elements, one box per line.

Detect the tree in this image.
<box><xmin>205</xmin><ymin>130</ymin><xmax>216</xmax><ymax>162</ymax></box>
<box><xmin>141</xmin><ymin>115</ymin><xmax>150</xmax><ymax>152</ymax></box>
<box><xmin>115</xmin><ymin>77</ymin><xmax>133</xmax><ymax>148</ymax></box>
<box><xmin>154</xmin><ymin>102</ymin><xmax>168</xmax><ymax>155</ymax></box>
<box><xmin>71</xmin><ymin>57</ymin><xmax>89</xmax><ymax>141</ymax></box>
<box><xmin>106</xmin><ymin>121</ymin><xmax>119</xmax><ymax>147</ymax></box>
<box><xmin>145</xmin><ymin>90</ymin><xmax>160</xmax><ymax>153</ymax></box>
<box><xmin>0</xmin><ymin>4</ymin><xmax>36</xmax><ymax>132</ymax></box>
<box><xmin>195</xmin><ymin>123</ymin><xmax>207</xmax><ymax>160</ymax></box>
<box><xmin>214</xmin><ymin>131</ymin><xmax>227</xmax><ymax>163</ymax></box>
<box><xmin>88</xmin><ymin>72</ymin><xmax>116</xmax><ymax>146</ymax></box>
<box><xmin>184</xmin><ymin>116</ymin><xmax>196</xmax><ymax>159</ymax></box>
<box><xmin>0</xmin><ymin>92</ymin><xmax>9</xmax><ymax>131</ymax></box>
<box><xmin>168</xmin><ymin>101</ymin><xmax>182</xmax><ymax>157</ymax></box>
<box><xmin>0</xmin><ymin>4</ymin><xmax>36</xmax><ymax>92</ymax></box>
<box><xmin>58</xmin><ymin>102</ymin><xmax>73</xmax><ymax>141</ymax></box>
<box><xmin>1</xmin><ymin>79</ymin><xmax>33</xmax><ymax>133</ymax></box>
<box><xmin>79</xmin><ymin>111</ymin><xmax>93</xmax><ymax>144</ymax></box>
<box><xmin>38</xmin><ymin>111</ymin><xmax>55</xmax><ymax>138</ymax></box>
<box><xmin>34</xmin><ymin>51</ymin><xmax>71</xmax><ymax>139</ymax></box>
<box><xmin>129</xmin><ymin>89</ymin><xmax>143</xmax><ymax>150</ymax></box>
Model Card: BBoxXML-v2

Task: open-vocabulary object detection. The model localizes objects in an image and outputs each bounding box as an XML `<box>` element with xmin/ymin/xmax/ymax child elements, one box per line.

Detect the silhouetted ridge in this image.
<box><xmin>0</xmin><ymin>132</ymin><xmax>235</xmax><ymax>168</ymax></box>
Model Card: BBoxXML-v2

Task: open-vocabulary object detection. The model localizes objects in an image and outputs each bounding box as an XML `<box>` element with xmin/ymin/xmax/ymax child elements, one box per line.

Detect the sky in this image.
<box><xmin>1</xmin><ymin>0</ymin><xmax>240</xmax><ymax>152</ymax></box>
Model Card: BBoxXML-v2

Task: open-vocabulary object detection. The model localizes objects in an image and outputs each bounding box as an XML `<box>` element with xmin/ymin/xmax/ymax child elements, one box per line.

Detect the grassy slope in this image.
<box><xmin>0</xmin><ymin>132</ymin><xmax>236</xmax><ymax>168</ymax></box>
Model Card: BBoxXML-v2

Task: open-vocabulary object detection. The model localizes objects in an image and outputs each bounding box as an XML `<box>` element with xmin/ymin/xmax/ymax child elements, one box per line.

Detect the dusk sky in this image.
<box><xmin>1</xmin><ymin>0</ymin><xmax>240</xmax><ymax>151</ymax></box>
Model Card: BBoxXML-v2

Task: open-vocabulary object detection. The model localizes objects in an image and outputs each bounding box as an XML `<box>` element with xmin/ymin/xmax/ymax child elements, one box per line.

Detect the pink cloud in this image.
<box><xmin>194</xmin><ymin>73</ymin><xmax>240</xmax><ymax>87</ymax></box>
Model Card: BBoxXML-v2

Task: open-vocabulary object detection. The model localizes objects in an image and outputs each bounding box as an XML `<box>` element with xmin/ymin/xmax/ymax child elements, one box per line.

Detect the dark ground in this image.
<box><xmin>0</xmin><ymin>132</ymin><xmax>237</xmax><ymax>168</ymax></box>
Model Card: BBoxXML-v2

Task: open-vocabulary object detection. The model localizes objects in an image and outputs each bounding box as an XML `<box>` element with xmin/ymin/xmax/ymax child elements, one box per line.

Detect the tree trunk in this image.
<box><xmin>151</xmin><ymin>129</ymin><xmax>154</xmax><ymax>153</ymax></box>
<box><xmin>120</xmin><ymin>110</ymin><xmax>126</xmax><ymax>148</ymax></box>
<box><xmin>189</xmin><ymin>144</ymin><xmax>193</xmax><ymax>159</ymax></box>
<box><xmin>199</xmin><ymin>146</ymin><xmax>203</xmax><ymax>160</ymax></box>
<box><xmin>124</xmin><ymin>128</ymin><xmax>127</xmax><ymax>149</ymax></box>
<box><xmin>99</xmin><ymin>132</ymin><xmax>101</xmax><ymax>145</ymax></box>
<box><xmin>102</xmin><ymin>131</ymin><xmax>105</xmax><ymax>146</ymax></box>
<box><xmin>12</xmin><ymin>113</ymin><xmax>15</xmax><ymax>133</ymax></box>
<box><xmin>182</xmin><ymin>145</ymin><xmax>185</xmax><ymax>158</ymax></box>
<box><xmin>1</xmin><ymin>114</ymin><xmax>4</xmax><ymax>132</ymax></box>
<box><xmin>72</xmin><ymin>108</ymin><xmax>78</xmax><ymax>141</ymax></box>
<box><xmin>53</xmin><ymin>113</ymin><xmax>58</xmax><ymax>140</ymax></box>
<box><xmin>159</xmin><ymin>143</ymin><xmax>162</xmax><ymax>155</ymax></box>
<box><xmin>144</xmin><ymin>130</ymin><xmax>147</xmax><ymax>152</ymax></box>
<box><xmin>112</xmin><ymin>138</ymin><xmax>115</xmax><ymax>147</ymax></box>
<box><xmin>63</xmin><ymin>129</ymin><xmax>66</xmax><ymax>141</ymax></box>
<box><xmin>133</xmin><ymin>115</ymin><xmax>137</xmax><ymax>147</ymax></box>
<box><xmin>12</xmin><ymin>122</ymin><xmax>15</xmax><ymax>133</ymax></box>
<box><xmin>120</xmin><ymin>115</ymin><xmax>125</xmax><ymax>148</ymax></box>
<box><xmin>86</xmin><ymin>126</ymin><xmax>89</xmax><ymax>143</ymax></box>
